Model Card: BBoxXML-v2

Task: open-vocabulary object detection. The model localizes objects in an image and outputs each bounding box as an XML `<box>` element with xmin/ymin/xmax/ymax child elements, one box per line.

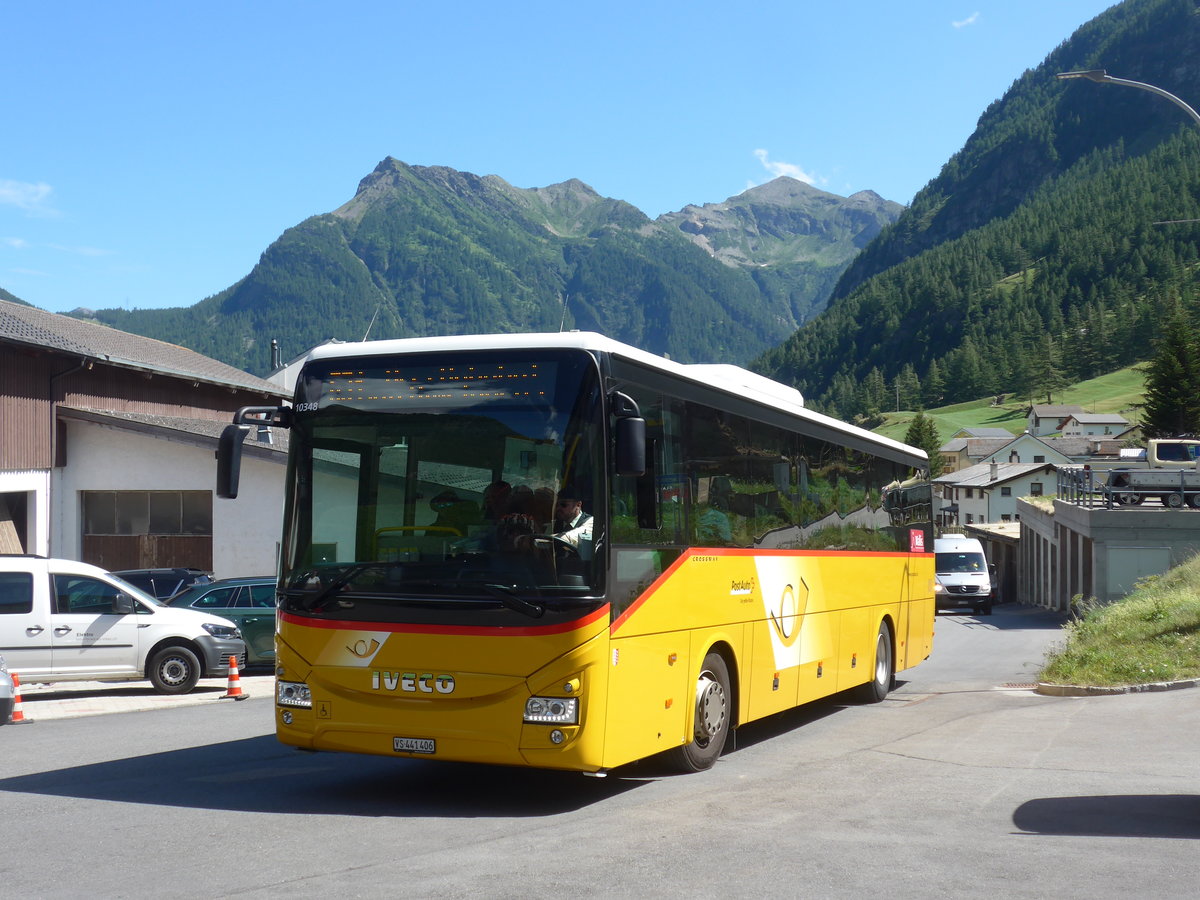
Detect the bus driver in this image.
<box><xmin>552</xmin><ymin>486</ymin><xmax>593</xmax><ymax>560</ymax></box>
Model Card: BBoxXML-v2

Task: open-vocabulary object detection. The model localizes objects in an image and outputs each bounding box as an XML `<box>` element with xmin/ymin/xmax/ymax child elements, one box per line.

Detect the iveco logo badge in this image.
<box><xmin>371</xmin><ymin>671</ymin><xmax>455</xmax><ymax>694</ymax></box>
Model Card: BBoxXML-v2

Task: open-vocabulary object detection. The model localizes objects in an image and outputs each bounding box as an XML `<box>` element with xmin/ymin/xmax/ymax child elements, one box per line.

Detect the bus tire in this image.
<box><xmin>854</xmin><ymin>621</ymin><xmax>894</xmax><ymax>704</ymax></box>
<box><xmin>670</xmin><ymin>651</ymin><xmax>731</xmax><ymax>773</ymax></box>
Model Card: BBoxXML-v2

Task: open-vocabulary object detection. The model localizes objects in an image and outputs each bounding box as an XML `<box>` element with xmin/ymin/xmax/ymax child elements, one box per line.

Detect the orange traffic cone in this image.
<box><xmin>222</xmin><ymin>656</ymin><xmax>248</xmax><ymax>701</ymax></box>
<box><xmin>10</xmin><ymin>671</ymin><xmax>29</xmax><ymax>723</ymax></box>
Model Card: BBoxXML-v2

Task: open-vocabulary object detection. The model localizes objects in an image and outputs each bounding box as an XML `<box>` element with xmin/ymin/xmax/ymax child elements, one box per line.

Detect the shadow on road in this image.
<box><xmin>937</xmin><ymin>602</ymin><xmax>1069</xmax><ymax>631</ymax></box>
<box><xmin>0</xmin><ymin>735</ymin><xmax>644</xmax><ymax>816</ymax></box>
<box><xmin>1013</xmin><ymin>794</ymin><xmax>1200</xmax><ymax>838</ymax></box>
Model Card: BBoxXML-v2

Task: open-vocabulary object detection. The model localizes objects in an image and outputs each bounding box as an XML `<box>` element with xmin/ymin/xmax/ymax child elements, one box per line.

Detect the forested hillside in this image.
<box><xmin>756</xmin><ymin>0</ymin><xmax>1200</xmax><ymax>419</ymax></box>
<box><xmin>74</xmin><ymin>161</ymin><xmax>899</xmax><ymax>374</ymax></box>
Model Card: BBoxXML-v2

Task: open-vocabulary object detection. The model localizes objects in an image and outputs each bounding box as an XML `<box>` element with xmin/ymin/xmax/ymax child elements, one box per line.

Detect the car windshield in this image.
<box><xmin>936</xmin><ymin>552</ymin><xmax>986</xmax><ymax>574</ymax></box>
<box><xmin>279</xmin><ymin>348</ymin><xmax>605</xmax><ymax>624</ymax></box>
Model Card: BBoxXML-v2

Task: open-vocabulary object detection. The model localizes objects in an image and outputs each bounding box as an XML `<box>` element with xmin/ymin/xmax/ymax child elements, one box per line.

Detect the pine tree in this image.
<box><xmin>904</xmin><ymin>410</ymin><xmax>944</xmax><ymax>478</ymax></box>
<box><xmin>1031</xmin><ymin>334</ymin><xmax>1067</xmax><ymax>404</ymax></box>
<box><xmin>923</xmin><ymin>360</ymin><xmax>945</xmax><ymax>408</ymax></box>
<box><xmin>1141</xmin><ymin>311</ymin><xmax>1200</xmax><ymax>438</ymax></box>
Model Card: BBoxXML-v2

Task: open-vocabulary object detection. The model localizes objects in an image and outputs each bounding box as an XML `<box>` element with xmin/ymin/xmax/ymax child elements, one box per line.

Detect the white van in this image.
<box><xmin>0</xmin><ymin>555</ymin><xmax>246</xmax><ymax>693</ymax></box>
<box><xmin>934</xmin><ymin>535</ymin><xmax>994</xmax><ymax>616</ymax></box>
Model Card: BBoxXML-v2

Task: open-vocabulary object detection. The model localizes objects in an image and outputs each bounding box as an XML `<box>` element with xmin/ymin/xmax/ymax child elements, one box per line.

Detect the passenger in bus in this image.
<box><xmin>428</xmin><ymin>490</ymin><xmax>480</xmax><ymax>535</ymax></box>
<box><xmin>482</xmin><ymin>481</ymin><xmax>512</xmax><ymax>522</ymax></box>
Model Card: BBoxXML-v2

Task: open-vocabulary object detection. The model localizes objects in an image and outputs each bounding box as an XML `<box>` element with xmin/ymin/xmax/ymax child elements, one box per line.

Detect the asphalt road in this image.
<box><xmin>2</xmin><ymin>603</ymin><xmax>1198</xmax><ymax>899</ymax></box>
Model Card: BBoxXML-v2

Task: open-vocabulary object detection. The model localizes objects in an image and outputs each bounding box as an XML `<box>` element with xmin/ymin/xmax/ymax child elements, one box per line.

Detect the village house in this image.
<box><xmin>0</xmin><ymin>298</ymin><xmax>288</xmax><ymax>576</ymax></box>
<box><xmin>1025</xmin><ymin>403</ymin><xmax>1084</xmax><ymax>436</ymax></box>
<box><xmin>939</xmin><ymin>431</ymin><xmax>1074</xmax><ymax>475</ymax></box>
<box><xmin>933</xmin><ymin>460</ymin><xmax>1058</xmax><ymax>526</ymax></box>
<box><xmin>1059</xmin><ymin>412</ymin><xmax>1131</xmax><ymax>438</ymax></box>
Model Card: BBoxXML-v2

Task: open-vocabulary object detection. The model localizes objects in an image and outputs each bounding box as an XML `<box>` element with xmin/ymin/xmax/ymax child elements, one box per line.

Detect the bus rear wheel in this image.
<box><xmin>853</xmin><ymin>621</ymin><xmax>894</xmax><ymax>704</ymax></box>
<box><xmin>670</xmin><ymin>651</ymin><xmax>731</xmax><ymax>773</ymax></box>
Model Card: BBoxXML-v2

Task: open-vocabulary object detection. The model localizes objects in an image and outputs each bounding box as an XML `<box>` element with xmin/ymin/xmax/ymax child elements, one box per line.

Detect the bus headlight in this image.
<box><xmin>934</xmin><ymin>582</ymin><xmax>945</xmax><ymax>593</ymax></box>
<box><xmin>277</xmin><ymin>680</ymin><xmax>312</xmax><ymax>708</ymax></box>
<box><xmin>524</xmin><ymin>696</ymin><xmax>578</xmax><ymax>724</ymax></box>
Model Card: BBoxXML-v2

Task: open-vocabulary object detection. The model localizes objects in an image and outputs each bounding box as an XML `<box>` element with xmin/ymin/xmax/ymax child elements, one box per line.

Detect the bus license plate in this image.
<box><xmin>394</xmin><ymin>737</ymin><xmax>436</xmax><ymax>754</ymax></box>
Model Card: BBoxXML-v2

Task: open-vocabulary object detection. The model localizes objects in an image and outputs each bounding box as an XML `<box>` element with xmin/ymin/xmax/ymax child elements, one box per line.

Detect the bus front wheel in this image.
<box><xmin>670</xmin><ymin>651</ymin><xmax>731</xmax><ymax>773</ymax></box>
<box><xmin>853</xmin><ymin>621</ymin><xmax>894</xmax><ymax>704</ymax></box>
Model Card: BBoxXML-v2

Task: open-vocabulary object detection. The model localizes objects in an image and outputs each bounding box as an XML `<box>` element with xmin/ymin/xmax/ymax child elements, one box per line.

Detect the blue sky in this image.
<box><xmin>4</xmin><ymin>1</ymin><xmax>1118</xmax><ymax>314</ymax></box>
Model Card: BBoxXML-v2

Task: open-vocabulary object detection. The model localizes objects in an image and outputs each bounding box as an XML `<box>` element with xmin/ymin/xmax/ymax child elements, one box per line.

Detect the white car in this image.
<box><xmin>0</xmin><ymin>555</ymin><xmax>246</xmax><ymax>694</ymax></box>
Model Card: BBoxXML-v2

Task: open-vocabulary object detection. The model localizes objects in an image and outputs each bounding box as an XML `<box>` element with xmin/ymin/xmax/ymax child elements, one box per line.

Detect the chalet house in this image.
<box><xmin>939</xmin><ymin>432</ymin><xmax>1073</xmax><ymax>475</ymax></box>
<box><xmin>0</xmin><ymin>298</ymin><xmax>288</xmax><ymax>576</ymax></box>
<box><xmin>933</xmin><ymin>460</ymin><xmax>1058</xmax><ymax>526</ymax></box>
<box><xmin>1025</xmin><ymin>404</ymin><xmax>1084</xmax><ymax>436</ymax></box>
<box><xmin>1059</xmin><ymin>412</ymin><xmax>1130</xmax><ymax>438</ymax></box>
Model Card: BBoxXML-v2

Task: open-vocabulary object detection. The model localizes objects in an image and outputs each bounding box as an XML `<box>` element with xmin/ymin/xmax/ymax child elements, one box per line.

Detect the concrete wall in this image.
<box><xmin>1018</xmin><ymin>498</ymin><xmax>1200</xmax><ymax>611</ymax></box>
<box><xmin>55</xmin><ymin>418</ymin><xmax>285</xmax><ymax>577</ymax></box>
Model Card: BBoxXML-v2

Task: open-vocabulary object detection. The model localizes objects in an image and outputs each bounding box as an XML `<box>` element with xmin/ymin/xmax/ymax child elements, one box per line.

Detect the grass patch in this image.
<box><xmin>1040</xmin><ymin>552</ymin><xmax>1200</xmax><ymax>687</ymax></box>
<box><xmin>874</xmin><ymin>365</ymin><xmax>1146</xmax><ymax>444</ymax></box>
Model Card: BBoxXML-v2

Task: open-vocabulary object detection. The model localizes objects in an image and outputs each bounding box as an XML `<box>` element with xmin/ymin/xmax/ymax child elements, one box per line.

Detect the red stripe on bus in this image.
<box><xmin>278</xmin><ymin>604</ymin><xmax>610</xmax><ymax>636</ymax></box>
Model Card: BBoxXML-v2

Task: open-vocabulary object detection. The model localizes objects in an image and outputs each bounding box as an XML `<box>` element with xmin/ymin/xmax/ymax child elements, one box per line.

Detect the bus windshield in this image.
<box><xmin>280</xmin><ymin>348</ymin><xmax>605</xmax><ymax>623</ymax></box>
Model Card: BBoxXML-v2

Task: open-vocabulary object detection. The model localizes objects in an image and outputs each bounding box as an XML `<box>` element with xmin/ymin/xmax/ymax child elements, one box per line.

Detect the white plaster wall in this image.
<box><xmin>57</xmin><ymin>420</ymin><xmax>285</xmax><ymax>578</ymax></box>
<box><xmin>0</xmin><ymin>468</ymin><xmax>51</xmax><ymax>555</ymax></box>
<box><xmin>959</xmin><ymin>473</ymin><xmax>1053</xmax><ymax>524</ymax></box>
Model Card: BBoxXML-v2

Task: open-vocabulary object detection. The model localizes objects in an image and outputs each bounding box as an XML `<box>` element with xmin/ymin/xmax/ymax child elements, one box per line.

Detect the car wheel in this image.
<box><xmin>1167</xmin><ymin>492</ymin><xmax>1186</xmax><ymax>509</ymax></box>
<box><xmin>149</xmin><ymin>645</ymin><xmax>201</xmax><ymax>694</ymax></box>
<box><xmin>669</xmin><ymin>651</ymin><xmax>731</xmax><ymax>772</ymax></box>
<box><xmin>854</xmin><ymin>620</ymin><xmax>894</xmax><ymax>703</ymax></box>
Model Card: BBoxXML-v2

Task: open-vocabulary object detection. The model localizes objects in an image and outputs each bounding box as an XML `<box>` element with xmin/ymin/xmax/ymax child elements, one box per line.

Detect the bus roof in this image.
<box><xmin>302</xmin><ymin>332</ymin><xmax>927</xmax><ymax>466</ymax></box>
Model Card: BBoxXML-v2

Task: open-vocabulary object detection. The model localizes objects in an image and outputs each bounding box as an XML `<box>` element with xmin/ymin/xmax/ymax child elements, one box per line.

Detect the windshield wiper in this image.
<box><xmin>482</xmin><ymin>583</ymin><xmax>545</xmax><ymax>619</ymax></box>
<box><xmin>299</xmin><ymin>562</ymin><xmax>390</xmax><ymax>611</ymax></box>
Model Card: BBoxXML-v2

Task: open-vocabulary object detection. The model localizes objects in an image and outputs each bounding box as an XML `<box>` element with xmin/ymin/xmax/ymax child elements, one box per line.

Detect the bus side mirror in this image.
<box><xmin>611</xmin><ymin>391</ymin><xmax>646</xmax><ymax>477</ymax></box>
<box><xmin>616</xmin><ymin>416</ymin><xmax>646</xmax><ymax>476</ymax></box>
<box><xmin>217</xmin><ymin>424</ymin><xmax>251</xmax><ymax>499</ymax></box>
<box><xmin>217</xmin><ymin>405</ymin><xmax>293</xmax><ymax>499</ymax></box>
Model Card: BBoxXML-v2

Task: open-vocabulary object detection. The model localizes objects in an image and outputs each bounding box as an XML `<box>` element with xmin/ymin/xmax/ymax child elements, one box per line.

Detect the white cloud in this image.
<box><xmin>753</xmin><ymin>149</ymin><xmax>816</xmax><ymax>185</ymax></box>
<box><xmin>953</xmin><ymin>12</ymin><xmax>980</xmax><ymax>28</ymax></box>
<box><xmin>2</xmin><ymin>237</ymin><xmax>29</xmax><ymax>249</ymax></box>
<box><xmin>0</xmin><ymin>179</ymin><xmax>56</xmax><ymax>214</ymax></box>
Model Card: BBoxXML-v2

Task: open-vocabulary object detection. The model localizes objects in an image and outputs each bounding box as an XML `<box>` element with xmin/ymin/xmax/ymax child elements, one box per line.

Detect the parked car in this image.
<box><xmin>0</xmin><ymin>654</ymin><xmax>14</xmax><ymax>724</ymax></box>
<box><xmin>0</xmin><ymin>556</ymin><xmax>243</xmax><ymax>694</ymax></box>
<box><xmin>112</xmin><ymin>567</ymin><xmax>213</xmax><ymax>601</ymax></box>
<box><xmin>167</xmin><ymin>577</ymin><xmax>277</xmax><ymax>667</ymax></box>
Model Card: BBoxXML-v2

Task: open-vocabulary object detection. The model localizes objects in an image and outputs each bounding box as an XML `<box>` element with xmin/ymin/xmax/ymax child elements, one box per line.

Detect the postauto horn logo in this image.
<box><xmin>371</xmin><ymin>671</ymin><xmax>456</xmax><ymax>694</ymax></box>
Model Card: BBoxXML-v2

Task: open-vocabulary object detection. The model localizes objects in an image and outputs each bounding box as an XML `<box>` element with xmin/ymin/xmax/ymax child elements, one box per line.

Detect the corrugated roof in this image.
<box><xmin>0</xmin><ymin>298</ymin><xmax>286</xmax><ymax>396</ymax></box>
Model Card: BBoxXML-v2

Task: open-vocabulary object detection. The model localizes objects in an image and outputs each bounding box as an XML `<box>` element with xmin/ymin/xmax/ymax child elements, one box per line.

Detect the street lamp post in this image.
<box><xmin>1057</xmin><ymin>69</ymin><xmax>1200</xmax><ymax>128</ymax></box>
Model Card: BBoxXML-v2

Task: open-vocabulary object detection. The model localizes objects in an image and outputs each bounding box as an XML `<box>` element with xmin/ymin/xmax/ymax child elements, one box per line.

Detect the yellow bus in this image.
<box><xmin>218</xmin><ymin>332</ymin><xmax>934</xmax><ymax>774</ymax></box>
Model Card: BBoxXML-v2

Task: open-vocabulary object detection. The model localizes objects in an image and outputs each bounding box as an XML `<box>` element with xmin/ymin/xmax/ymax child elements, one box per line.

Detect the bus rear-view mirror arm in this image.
<box><xmin>217</xmin><ymin>405</ymin><xmax>293</xmax><ymax>499</ymax></box>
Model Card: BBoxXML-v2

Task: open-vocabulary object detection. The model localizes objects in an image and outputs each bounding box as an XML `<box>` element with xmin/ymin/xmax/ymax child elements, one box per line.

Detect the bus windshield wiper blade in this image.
<box><xmin>303</xmin><ymin>562</ymin><xmax>388</xmax><ymax>611</ymax></box>
<box><xmin>482</xmin><ymin>583</ymin><xmax>544</xmax><ymax>618</ymax></box>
